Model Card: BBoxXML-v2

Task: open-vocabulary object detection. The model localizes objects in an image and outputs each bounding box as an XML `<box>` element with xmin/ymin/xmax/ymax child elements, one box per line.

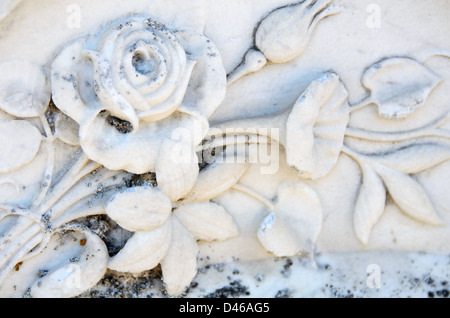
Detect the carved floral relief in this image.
<box><xmin>0</xmin><ymin>0</ymin><xmax>449</xmax><ymax>297</ymax></box>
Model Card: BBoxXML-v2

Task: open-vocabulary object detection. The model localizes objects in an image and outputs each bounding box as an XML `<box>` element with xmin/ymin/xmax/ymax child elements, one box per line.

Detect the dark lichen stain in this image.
<box><xmin>205</xmin><ymin>280</ymin><xmax>250</xmax><ymax>298</ymax></box>
<box><xmin>45</xmin><ymin>97</ymin><xmax>59</xmax><ymax>135</ymax></box>
<box><xmin>37</xmin><ymin>269</ymin><xmax>48</xmax><ymax>278</ymax></box>
<box><xmin>124</xmin><ymin>172</ymin><xmax>157</xmax><ymax>188</ymax></box>
<box><xmin>436</xmin><ymin>289</ymin><xmax>449</xmax><ymax>297</ymax></box>
<box><xmin>107</xmin><ymin>115</ymin><xmax>134</xmax><ymax>134</ymax></box>
<box><xmin>78</xmin><ymin>267</ymin><xmax>163</xmax><ymax>298</ymax></box>
<box><xmin>281</xmin><ymin>258</ymin><xmax>293</xmax><ymax>277</ymax></box>
<box><xmin>424</xmin><ymin>276</ymin><xmax>435</xmax><ymax>285</ymax></box>
<box><xmin>275</xmin><ymin>288</ymin><xmax>293</xmax><ymax>298</ymax></box>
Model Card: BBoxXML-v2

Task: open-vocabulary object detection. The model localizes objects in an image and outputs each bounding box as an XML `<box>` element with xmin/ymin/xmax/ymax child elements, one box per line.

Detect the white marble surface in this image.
<box><xmin>0</xmin><ymin>0</ymin><xmax>449</xmax><ymax>298</ymax></box>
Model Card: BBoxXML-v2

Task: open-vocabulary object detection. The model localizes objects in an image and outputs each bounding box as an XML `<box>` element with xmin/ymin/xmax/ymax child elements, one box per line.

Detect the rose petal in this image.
<box><xmin>105</xmin><ymin>186</ymin><xmax>172</xmax><ymax>232</ymax></box>
<box><xmin>177</xmin><ymin>31</ymin><xmax>227</xmax><ymax>119</ymax></box>
<box><xmin>51</xmin><ymin>37</ymin><xmax>101</xmax><ymax>124</ymax></box>
<box><xmin>82</xmin><ymin>50</ymin><xmax>140</xmax><ymax>130</ymax></box>
<box><xmin>0</xmin><ymin>120</ymin><xmax>42</xmax><ymax>173</ymax></box>
<box><xmin>79</xmin><ymin>110</ymin><xmax>199</xmax><ymax>174</ymax></box>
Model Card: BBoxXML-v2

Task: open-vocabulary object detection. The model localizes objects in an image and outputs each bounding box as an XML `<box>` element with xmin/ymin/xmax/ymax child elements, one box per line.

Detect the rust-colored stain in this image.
<box><xmin>14</xmin><ymin>262</ymin><xmax>23</xmax><ymax>271</ymax></box>
<box><xmin>80</xmin><ymin>238</ymin><xmax>87</xmax><ymax>246</ymax></box>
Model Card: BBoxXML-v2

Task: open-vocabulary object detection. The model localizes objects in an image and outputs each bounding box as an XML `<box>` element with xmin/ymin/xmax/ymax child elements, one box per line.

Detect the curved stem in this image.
<box><xmin>345</xmin><ymin>126</ymin><xmax>450</xmax><ymax>141</ymax></box>
<box><xmin>422</xmin><ymin>50</ymin><xmax>450</xmax><ymax>63</ymax></box>
<box><xmin>432</xmin><ymin>129</ymin><xmax>450</xmax><ymax>139</ymax></box>
<box><xmin>0</xmin><ymin>216</ymin><xmax>34</xmax><ymax>252</ymax></box>
<box><xmin>50</xmin><ymin>169</ymin><xmax>124</xmax><ymax>221</ymax></box>
<box><xmin>0</xmin><ymin>231</ymin><xmax>44</xmax><ymax>286</ymax></box>
<box><xmin>345</xmin><ymin>111</ymin><xmax>450</xmax><ymax>142</ymax></box>
<box><xmin>0</xmin><ymin>223</ymin><xmax>41</xmax><ymax>270</ymax></box>
<box><xmin>31</xmin><ymin>140</ymin><xmax>56</xmax><ymax>209</ymax></box>
<box><xmin>227</xmin><ymin>49</ymin><xmax>267</xmax><ymax>86</ymax></box>
<box><xmin>349</xmin><ymin>95</ymin><xmax>373</xmax><ymax>113</ymax></box>
<box><xmin>52</xmin><ymin>202</ymin><xmax>106</xmax><ymax>229</ymax></box>
<box><xmin>40</xmin><ymin>114</ymin><xmax>54</xmax><ymax>142</ymax></box>
<box><xmin>51</xmin><ymin>173</ymin><xmax>128</xmax><ymax>228</ymax></box>
<box><xmin>207</xmin><ymin>110</ymin><xmax>288</xmax><ymax>148</ymax></box>
<box><xmin>341</xmin><ymin>145</ymin><xmax>368</xmax><ymax>167</ymax></box>
<box><xmin>29</xmin><ymin>115</ymin><xmax>57</xmax><ymax>210</ymax></box>
<box><xmin>197</xmin><ymin>133</ymin><xmax>270</xmax><ymax>152</ymax></box>
<box><xmin>232</xmin><ymin>182</ymin><xmax>275</xmax><ymax>210</ymax></box>
<box><xmin>37</xmin><ymin>152</ymin><xmax>93</xmax><ymax>215</ymax></box>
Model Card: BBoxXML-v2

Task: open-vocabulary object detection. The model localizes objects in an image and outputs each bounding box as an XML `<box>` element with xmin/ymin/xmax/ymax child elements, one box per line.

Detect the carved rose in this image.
<box><xmin>51</xmin><ymin>15</ymin><xmax>226</xmax><ymax>174</ymax></box>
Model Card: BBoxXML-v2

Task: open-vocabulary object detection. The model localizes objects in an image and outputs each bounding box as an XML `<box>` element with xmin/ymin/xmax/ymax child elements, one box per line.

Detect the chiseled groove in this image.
<box><xmin>0</xmin><ymin>232</ymin><xmax>44</xmax><ymax>286</ymax></box>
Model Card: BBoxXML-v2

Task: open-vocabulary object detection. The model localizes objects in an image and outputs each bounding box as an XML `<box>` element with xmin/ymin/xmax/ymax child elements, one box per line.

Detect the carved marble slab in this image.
<box><xmin>0</xmin><ymin>0</ymin><xmax>449</xmax><ymax>298</ymax></box>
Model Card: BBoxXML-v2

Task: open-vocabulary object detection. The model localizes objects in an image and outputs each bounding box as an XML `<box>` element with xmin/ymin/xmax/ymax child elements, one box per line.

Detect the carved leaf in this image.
<box><xmin>362</xmin><ymin>57</ymin><xmax>442</xmax><ymax>119</ymax></box>
<box><xmin>257</xmin><ymin>181</ymin><xmax>322</xmax><ymax>257</ymax></box>
<box><xmin>353</xmin><ymin>164</ymin><xmax>386</xmax><ymax>245</ymax></box>
<box><xmin>0</xmin><ymin>224</ymin><xmax>108</xmax><ymax>298</ymax></box>
<box><xmin>174</xmin><ymin>201</ymin><xmax>239</xmax><ymax>241</ymax></box>
<box><xmin>160</xmin><ymin>215</ymin><xmax>198</xmax><ymax>296</ymax></box>
<box><xmin>0</xmin><ymin>60</ymin><xmax>50</xmax><ymax>118</ymax></box>
<box><xmin>29</xmin><ymin>225</ymin><xmax>108</xmax><ymax>298</ymax></box>
<box><xmin>374</xmin><ymin>165</ymin><xmax>443</xmax><ymax>225</ymax></box>
<box><xmin>107</xmin><ymin>220</ymin><xmax>172</xmax><ymax>274</ymax></box>
<box><xmin>0</xmin><ymin>120</ymin><xmax>42</xmax><ymax>173</ymax></box>
<box><xmin>285</xmin><ymin>72</ymin><xmax>349</xmax><ymax>179</ymax></box>
<box><xmin>370</xmin><ymin>142</ymin><xmax>450</xmax><ymax>174</ymax></box>
<box><xmin>0</xmin><ymin>139</ymin><xmax>51</xmax><ymax>208</ymax></box>
<box><xmin>183</xmin><ymin>161</ymin><xmax>249</xmax><ymax>203</ymax></box>
<box><xmin>105</xmin><ymin>187</ymin><xmax>172</xmax><ymax>232</ymax></box>
<box><xmin>156</xmin><ymin>139</ymin><xmax>199</xmax><ymax>202</ymax></box>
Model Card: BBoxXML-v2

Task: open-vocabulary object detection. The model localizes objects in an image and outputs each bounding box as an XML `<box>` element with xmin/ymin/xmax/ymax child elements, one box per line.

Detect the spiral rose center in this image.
<box><xmin>132</xmin><ymin>51</ymin><xmax>156</xmax><ymax>76</ymax></box>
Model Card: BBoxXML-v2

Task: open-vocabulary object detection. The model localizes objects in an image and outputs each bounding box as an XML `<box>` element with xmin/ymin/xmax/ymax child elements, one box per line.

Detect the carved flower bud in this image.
<box><xmin>255</xmin><ymin>0</ymin><xmax>341</xmax><ymax>63</ymax></box>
